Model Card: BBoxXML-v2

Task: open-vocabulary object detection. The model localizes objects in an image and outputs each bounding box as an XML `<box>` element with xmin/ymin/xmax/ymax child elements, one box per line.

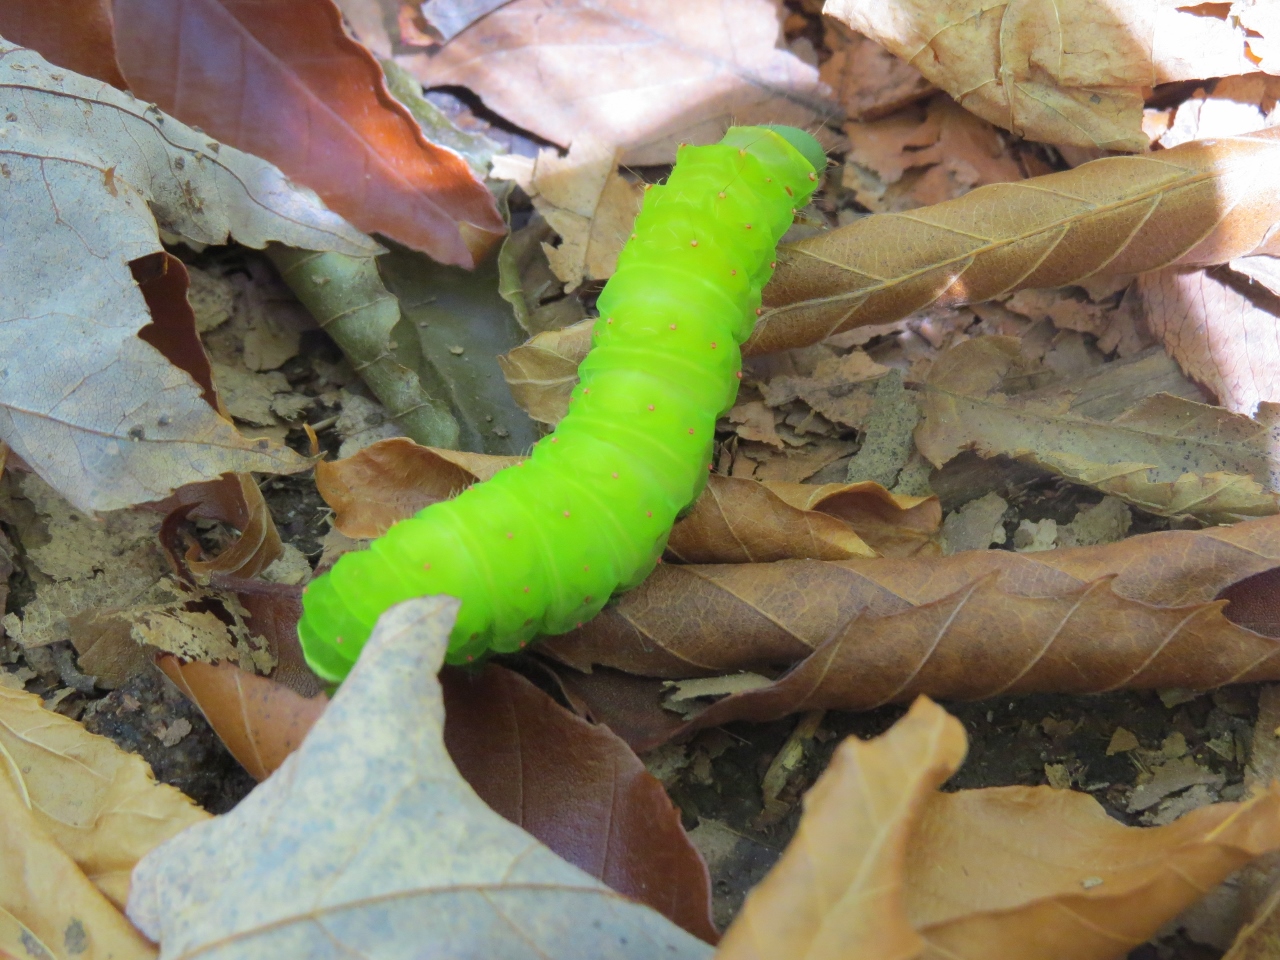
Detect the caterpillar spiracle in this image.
<box><xmin>299</xmin><ymin>125</ymin><xmax>825</xmax><ymax>683</ymax></box>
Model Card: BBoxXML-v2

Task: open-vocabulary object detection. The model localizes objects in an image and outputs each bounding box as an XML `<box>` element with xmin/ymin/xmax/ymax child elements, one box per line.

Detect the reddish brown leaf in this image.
<box><xmin>133</xmin><ymin>253</ymin><xmax>219</xmax><ymax>412</ymax></box>
<box><xmin>113</xmin><ymin>0</ymin><xmax>504</xmax><ymax>266</ymax></box>
<box><xmin>157</xmin><ymin>654</ymin><xmax>328</xmax><ymax>781</ymax></box>
<box><xmin>542</xmin><ymin>517</ymin><xmax>1280</xmax><ymax>735</ymax></box>
<box><xmin>441</xmin><ymin>665</ymin><xmax>717</xmax><ymax>943</ymax></box>
<box><xmin>0</xmin><ymin>0</ymin><xmax>127</xmax><ymax>87</ymax></box>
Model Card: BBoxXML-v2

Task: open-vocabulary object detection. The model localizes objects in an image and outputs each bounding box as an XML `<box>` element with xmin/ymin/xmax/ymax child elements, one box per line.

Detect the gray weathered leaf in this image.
<box><xmin>127</xmin><ymin>597</ymin><xmax>712</xmax><ymax>960</ymax></box>
<box><xmin>0</xmin><ymin>39</ymin><xmax>379</xmax><ymax>511</ymax></box>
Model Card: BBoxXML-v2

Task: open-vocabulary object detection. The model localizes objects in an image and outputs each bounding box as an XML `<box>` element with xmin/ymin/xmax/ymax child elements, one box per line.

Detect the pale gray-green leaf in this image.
<box><xmin>0</xmin><ymin>38</ymin><xmax>379</xmax><ymax>511</ymax></box>
<box><xmin>128</xmin><ymin>597</ymin><xmax>712</xmax><ymax>960</ymax></box>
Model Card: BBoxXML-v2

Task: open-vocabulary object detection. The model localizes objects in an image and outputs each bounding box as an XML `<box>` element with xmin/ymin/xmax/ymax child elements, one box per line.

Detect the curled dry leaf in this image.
<box><xmin>826</xmin><ymin>0</ymin><xmax>1264</xmax><ymax>151</ymax></box>
<box><xmin>755</xmin><ymin>128</ymin><xmax>1280</xmax><ymax>356</ymax></box>
<box><xmin>400</xmin><ymin>0</ymin><xmax>833</xmax><ymax>165</ymax></box>
<box><xmin>155</xmin><ymin>643</ymin><xmax>714</xmax><ymax>939</ymax></box>
<box><xmin>314</xmin><ymin>438</ymin><xmax>519</xmax><ymax>539</ymax></box>
<box><xmin>441</xmin><ymin>665</ymin><xmax>717</xmax><ymax>943</ymax></box>
<box><xmin>113</xmin><ymin>0</ymin><xmax>503</xmax><ymax>266</ymax></box>
<box><xmin>0</xmin><ymin>41</ymin><xmax>368</xmax><ymax>511</ymax></box>
<box><xmin>0</xmin><ymin>685</ymin><xmax>209</xmax><ymax>909</ymax></box>
<box><xmin>312</xmin><ymin>437</ymin><xmax>936</xmax><ymax>564</ymax></box>
<box><xmin>160</xmin><ymin>474</ymin><xmax>284</xmax><ymax>581</ymax></box>
<box><xmin>720</xmin><ymin>697</ymin><xmax>1280</xmax><ymax>960</ymax></box>
<box><xmin>1141</xmin><ymin>266</ymin><xmax>1280</xmax><ymax>416</ymax></box>
<box><xmin>542</xmin><ymin>515</ymin><xmax>1280</xmax><ymax>727</ymax></box>
<box><xmin>128</xmin><ymin>598</ymin><xmax>712</xmax><ymax>959</ymax></box>
<box><xmin>915</xmin><ymin>336</ymin><xmax>1280</xmax><ymax>523</ymax></box>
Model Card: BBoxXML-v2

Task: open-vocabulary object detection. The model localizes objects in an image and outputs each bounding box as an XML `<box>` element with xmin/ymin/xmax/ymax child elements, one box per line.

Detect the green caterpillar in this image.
<box><xmin>299</xmin><ymin>126</ymin><xmax>824</xmax><ymax>683</ymax></box>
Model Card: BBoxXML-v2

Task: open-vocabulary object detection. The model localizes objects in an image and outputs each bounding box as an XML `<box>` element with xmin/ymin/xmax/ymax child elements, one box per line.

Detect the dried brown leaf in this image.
<box><xmin>762</xmin><ymin>481</ymin><xmax>940</xmax><ymax>559</ymax></box>
<box><xmin>399</xmin><ymin>0</ymin><xmax>833</xmax><ymax>165</ymax></box>
<box><xmin>498</xmin><ymin>318</ymin><xmax>593</xmax><ymax>424</ymax></box>
<box><xmin>820</xmin><ymin>22</ymin><xmax>932</xmax><ymax>123</ymax></box>
<box><xmin>1141</xmin><ymin>266</ymin><xmax>1280</xmax><ymax>416</ymax></box>
<box><xmin>0</xmin><ymin>0</ymin><xmax>127</xmax><ymax>88</ymax></box>
<box><xmin>827</xmin><ymin>0</ymin><xmax>1265</xmax><ymax>151</ymax></box>
<box><xmin>915</xmin><ymin>336</ymin><xmax>1280</xmax><ymax>522</ymax></box>
<box><xmin>907</xmin><ymin>786</ymin><xmax>1280</xmax><ymax>958</ymax></box>
<box><xmin>0</xmin><ymin>41</ymin><xmax>359</xmax><ymax>511</ymax></box>
<box><xmin>442</xmin><ymin>665</ymin><xmax>717</xmax><ymax>943</ymax></box>
<box><xmin>314</xmin><ymin>438</ymin><xmax>519</xmax><ymax>538</ymax></box>
<box><xmin>313</xmin><ymin>438</ymin><xmax>931</xmax><ymax>564</ymax></box>
<box><xmin>128</xmin><ymin>598</ymin><xmax>712</xmax><ymax>959</ymax></box>
<box><xmin>542</xmin><ymin>515</ymin><xmax>1280</xmax><ymax>721</ymax></box>
<box><xmin>492</xmin><ymin>137</ymin><xmax>644</xmax><ymax>290</ymax></box>
<box><xmin>755</xmin><ymin>129</ymin><xmax>1280</xmax><ymax>356</ymax></box>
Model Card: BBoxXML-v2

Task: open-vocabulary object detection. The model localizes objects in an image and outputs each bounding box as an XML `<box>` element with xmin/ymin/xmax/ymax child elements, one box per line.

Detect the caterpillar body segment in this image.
<box><xmin>298</xmin><ymin>126</ymin><xmax>823</xmax><ymax>682</ymax></box>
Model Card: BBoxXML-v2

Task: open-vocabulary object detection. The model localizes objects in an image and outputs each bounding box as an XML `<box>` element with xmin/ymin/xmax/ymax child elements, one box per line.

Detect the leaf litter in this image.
<box><xmin>10</xmin><ymin>2</ymin><xmax>1280</xmax><ymax>957</ymax></box>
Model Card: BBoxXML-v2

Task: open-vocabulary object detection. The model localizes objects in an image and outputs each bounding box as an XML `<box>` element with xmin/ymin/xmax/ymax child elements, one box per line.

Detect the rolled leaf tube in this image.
<box><xmin>298</xmin><ymin>126</ymin><xmax>823</xmax><ymax>682</ymax></box>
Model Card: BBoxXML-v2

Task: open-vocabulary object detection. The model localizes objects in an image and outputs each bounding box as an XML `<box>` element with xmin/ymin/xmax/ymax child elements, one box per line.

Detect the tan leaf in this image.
<box><xmin>0</xmin><ymin>767</ymin><xmax>156</xmax><ymax>960</ymax></box>
<box><xmin>916</xmin><ymin>336</ymin><xmax>1280</xmax><ymax>522</ymax></box>
<box><xmin>398</xmin><ymin>0</ymin><xmax>833</xmax><ymax>165</ymax></box>
<box><xmin>720</xmin><ymin>697</ymin><xmax>1280</xmax><ymax>960</ymax></box>
<box><xmin>1140</xmin><ymin>266</ymin><xmax>1280</xmax><ymax>416</ymax></box>
<box><xmin>0</xmin><ymin>684</ymin><xmax>209</xmax><ymax>909</ymax></box>
<box><xmin>542</xmin><ymin>514</ymin><xmax>1280</xmax><ymax>707</ymax></box>
<box><xmin>843</xmin><ymin>96</ymin><xmax>1024</xmax><ymax>213</ymax></box>
<box><xmin>755</xmin><ymin>128</ymin><xmax>1280</xmax><ymax>356</ymax></box>
<box><xmin>314</xmin><ymin>439</ymin><xmax>520</xmax><ymax>539</ymax></box>
<box><xmin>906</xmin><ymin>786</ymin><xmax>1280</xmax><ymax>958</ymax></box>
<box><xmin>762</xmin><ymin>481</ymin><xmax>940</xmax><ymax>559</ymax></box>
<box><xmin>826</xmin><ymin>0</ymin><xmax>1264</xmax><ymax>151</ymax></box>
<box><xmin>493</xmin><ymin>136</ymin><xmax>644</xmax><ymax>290</ymax></box>
<box><xmin>497</xmin><ymin>318</ymin><xmax>593</xmax><ymax>424</ymax></box>
<box><xmin>716</xmin><ymin>697</ymin><xmax>961</xmax><ymax>960</ymax></box>
<box><xmin>127</xmin><ymin>598</ymin><xmax>712</xmax><ymax>959</ymax></box>
<box><xmin>667</xmin><ymin>476</ymin><xmax>879</xmax><ymax>563</ymax></box>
